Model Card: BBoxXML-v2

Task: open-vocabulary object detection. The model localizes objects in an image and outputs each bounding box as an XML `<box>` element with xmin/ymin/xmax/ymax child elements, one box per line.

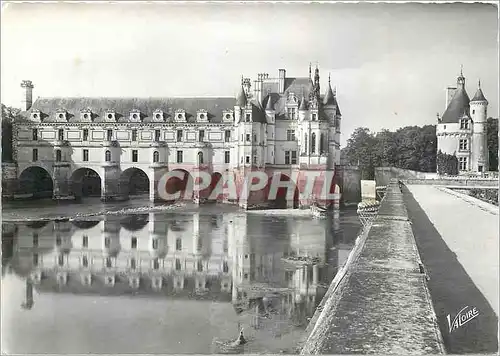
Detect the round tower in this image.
<box><xmin>470</xmin><ymin>79</ymin><xmax>489</xmax><ymax>173</ymax></box>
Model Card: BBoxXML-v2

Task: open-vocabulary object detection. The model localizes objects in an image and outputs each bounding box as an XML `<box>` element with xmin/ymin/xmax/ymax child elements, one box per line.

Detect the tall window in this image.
<box><xmin>55</xmin><ymin>149</ymin><xmax>62</xmax><ymax>162</ymax></box>
<box><xmin>287</xmin><ymin>130</ymin><xmax>296</xmax><ymax>141</ymax></box>
<box><xmin>459</xmin><ymin>139</ymin><xmax>468</xmax><ymax>151</ymax></box>
<box><xmin>32</xmin><ymin>149</ymin><xmax>38</xmax><ymax>162</ymax></box>
<box><xmin>104</xmin><ymin>237</ymin><xmax>110</xmax><ymax>248</ymax></box>
<box><xmin>83</xmin><ymin>149</ymin><xmax>89</xmax><ymax>162</ymax></box>
<box><xmin>153</xmin><ymin>151</ymin><xmax>159</xmax><ymax>163</ymax></box>
<box><xmin>320</xmin><ymin>133</ymin><xmax>326</xmax><ymax>154</ymax></box>
<box><xmin>224</xmin><ymin>130</ymin><xmax>231</xmax><ymax>142</ymax></box>
<box><xmin>224</xmin><ymin>151</ymin><xmax>230</xmax><ymax>164</ymax></box>
<box><xmin>175</xmin><ymin>258</ymin><xmax>181</xmax><ymax>271</ymax></box>
<box><xmin>154</xmin><ymin>130</ymin><xmax>161</xmax><ymax>142</ymax></box>
<box><xmin>287</xmin><ymin>108</ymin><xmax>296</xmax><ymax>120</ymax></box>
<box><xmin>58</xmin><ymin>254</ymin><xmax>64</xmax><ymax>266</ymax></box>
<box><xmin>304</xmin><ymin>134</ymin><xmax>308</xmax><ymax>154</ymax></box>
<box><xmin>132</xmin><ymin>129</ymin><xmax>137</xmax><ymax>141</ymax></box>
<box><xmin>131</xmin><ymin>237</ymin><xmax>137</xmax><ymax>249</ymax></box>
<box><xmin>107</xmin><ymin>129</ymin><xmax>113</xmax><ymax>141</ymax></box>
<box><xmin>246</xmin><ymin>134</ymin><xmax>250</xmax><ymax>142</ymax></box>
<box><xmin>291</xmin><ymin>150</ymin><xmax>297</xmax><ymax>164</ymax></box>
<box><xmin>82</xmin><ymin>255</ymin><xmax>88</xmax><ymax>267</ymax></box>
<box><xmin>311</xmin><ymin>133</ymin><xmax>316</xmax><ymax>154</ymax></box>
<box><xmin>245</xmin><ymin>156</ymin><xmax>250</xmax><ymax>164</ymax></box>
<box><xmin>33</xmin><ymin>253</ymin><xmax>39</xmax><ymax>266</ymax></box>
<box><xmin>176</xmin><ymin>150</ymin><xmax>183</xmax><ymax>163</ymax></box>
<box><xmin>199</xmin><ymin>130</ymin><xmax>205</xmax><ymax>142</ymax></box>
<box><xmin>253</xmin><ymin>133</ymin><xmax>257</xmax><ymax>143</ymax></box>
<box><xmin>32</xmin><ymin>129</ymin><xmax>38</xmax><ymax>141</ymax></box>
<box><xmin>176</xmin><ymin>238</ymin><xmax>182</xmax><ymax>251</ymax></box>
<box><xmin>198</xmin><ymin>151</ymin><xmax>204</xmax><ymax>165</ymax></box>
<box><xmin>58</xmin><ymin>129</ymin><xmax>64</xmax><ymax>141</ymax></box>
<box><xmin>153</xmin><ymin>258</ymin><xmax>159</xmax><ymax>270</ymax></box>
<box><xmin>285</xmin><ymin>151</ymin><xmax>290</xmax><ymax>164</ymax></box>
<box><xmin>460</xmin><ymin>119</ymin><xmax>469</xmax><ymax>129</ymax></box>
<box><xmin>82</xmin><ymin>235</ymin><xmax>88</xmax><ymax>248</ymax></box>
<box><xmin>33</xmin><ymin>233</ymin><xmax>39</xmax><ymax>247</ymax></box>
<box><xmin>83</xmin><ymin>129</ymin><xmax>89</xmax><ymax>141</ymax></box>
<box><xmin>312</xmin><ymin>113</ymin><xmax>317</xmax><ymax>121</ymax></box>
<box><xmin>223</xmin><ymin>261</ymin><xmax>229</xmax><ymax>273</ymax></box>
<box><xmin>245</xmin><ymin>114</ymin><xmax>251</xmax><ymax>122</ymax></box>
<box><xmin>197</xmin><ymin>261</ymin><xmax>203</xmax><ymax>272</ymax></box>
<box><xmin>459</xmin><ymin>157</ymin><xmax>468</xmax><ymax>171</ymax></box>
<box><xmin>105</xmin><ymin>150</ymin><xmax>111</xmax><ymax>162</ymax></box>
<box><xmin>106</xmin><ymin>257</ymin><xmax>112</xmax><ymax>268</ymax></box>
<box><xmin>176</xmin><ymin>130</ymin><xmax>183</xmax><ymax>142</ymax></box>
<box><xmin>152</xmin><ymin>239</ymin><xmax>158</xmax><ymax>250</ymax></box>
<box><xmin>132</xmin><ymin>150</ymin><xmax>138</xmax><ymax>162</ymax></box>
<box><xmin>130</xmin><ymin>258</ymin><xmax>136</xmax><ymax>270</ymax></box>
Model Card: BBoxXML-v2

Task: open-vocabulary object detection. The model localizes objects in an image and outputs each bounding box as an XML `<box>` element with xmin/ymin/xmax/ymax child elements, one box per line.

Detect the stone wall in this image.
<box><xmin>2</xmin><ymin>163</ymin><xmax>17</xmax><ymax>198</ymax></box>
<box><xmin>300</xmin><ymin>179</ymin><xmax>445</xmax><ymax>354</ymax></box>
<box><xmin>336</xmin><ymin>165</ymin><xmax>362</xmax><ymax>206</ymax></box>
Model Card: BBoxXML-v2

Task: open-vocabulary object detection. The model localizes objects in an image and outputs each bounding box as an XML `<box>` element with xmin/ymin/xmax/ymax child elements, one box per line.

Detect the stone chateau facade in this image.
<box><xmin>10</xmin><ymin>65</ymin><xmax>359</xmax><ymax>207</ymax></box>
<box><xmin>437</xmin><ymin>69</ymin><xmax>489</xmax><ymax>173</ymax></box>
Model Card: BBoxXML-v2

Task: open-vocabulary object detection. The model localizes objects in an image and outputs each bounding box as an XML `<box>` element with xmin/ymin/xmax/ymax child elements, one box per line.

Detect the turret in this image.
<box><xmin>470</xmin><ymin>79</ymin><xmax>489</xmax><ymax>173</ymax></box>
<box><xmin>298</xmin><ymin>95</ymin><xmax>308</xmax><ymax>121</ymax></box>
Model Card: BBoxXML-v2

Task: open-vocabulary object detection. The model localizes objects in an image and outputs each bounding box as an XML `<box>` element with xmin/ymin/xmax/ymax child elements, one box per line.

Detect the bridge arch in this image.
<box><xmin>18</xmin><ymin>166</ymin><xmax>54</xmax><ymax>198</ymax></box>
<box><xmin>205</xmin><ymin>171</ymin><xmax>224</xmax><ymax>201</ymax></box>
<box><xmin>119</xmin><ymin>167</ymin><xmax>150</xmax><ymax>197</ymax></box>
<box><xmin>266</xmin><ymin>173</ymin><xmax>300</xmax><ymax>209</ymax></box>
<box><xmin>164</xmin><ymin>169</ymin><xmax>194</xmax><ymax>201</ymax></box>
<box><xmin>70</xmin><ymin>168</ymin><xmax>102</xmax><ymax>199</ymax></box>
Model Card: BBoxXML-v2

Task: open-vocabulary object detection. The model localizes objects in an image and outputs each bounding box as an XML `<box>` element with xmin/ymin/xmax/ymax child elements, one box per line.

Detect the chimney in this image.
<box><xmin>21</xmin><ymin>80</ymin><xmax>34</xmax><ymax>111</ymax></box>
<box><xmin>278</xmin><ymin>69</ymin><xmax>286</xmax><ymax>94</ymax></box>
<box><xmin>445</xmin><ymin>86</ymin><xmax>457</xmax><ymax>109</ymax></box>
<box><xmin>254</xmin><ymin>74</ymin><xmax>264</xmax><ymax>104</ymax></box>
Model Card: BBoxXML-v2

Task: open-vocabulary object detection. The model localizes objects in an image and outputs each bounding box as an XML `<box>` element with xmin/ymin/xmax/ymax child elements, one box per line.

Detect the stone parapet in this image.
<box><xmin>300</xmin><ymin>179</ymin><xmax>445</xmax><ymax>355</ymax></box>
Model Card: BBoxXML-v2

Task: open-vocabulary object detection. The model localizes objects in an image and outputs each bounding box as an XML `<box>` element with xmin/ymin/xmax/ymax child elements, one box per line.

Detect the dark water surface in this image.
<box><xmin>2</xmin><ymin>203</ymin><xmax>360</xmax><ymax>354</ymax></box>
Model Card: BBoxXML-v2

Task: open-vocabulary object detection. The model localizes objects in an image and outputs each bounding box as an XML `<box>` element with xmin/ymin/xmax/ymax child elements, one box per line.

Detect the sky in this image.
<box><xmin>1</xmin><ymin>2</ymin><xmax>498</xmax><ymax>146</ymax></box>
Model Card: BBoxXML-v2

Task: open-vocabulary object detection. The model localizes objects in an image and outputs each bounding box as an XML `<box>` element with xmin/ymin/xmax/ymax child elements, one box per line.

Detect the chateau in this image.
<box><xmin>11</xmin><ymin>65</ymin><xmax>347</xmax><ymax>206</ymax></box>
<box><xmin>437</xmin><ymin>69</ymin><xmax>489</xmax><ymax>173</ymax></box>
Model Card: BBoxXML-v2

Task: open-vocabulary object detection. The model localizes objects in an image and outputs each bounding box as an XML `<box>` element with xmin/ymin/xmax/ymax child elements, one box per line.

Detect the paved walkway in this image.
<box><xmin>405</xmin><ymin>185</ymin><xmax>498</xmax><ymax>353</ymax></box>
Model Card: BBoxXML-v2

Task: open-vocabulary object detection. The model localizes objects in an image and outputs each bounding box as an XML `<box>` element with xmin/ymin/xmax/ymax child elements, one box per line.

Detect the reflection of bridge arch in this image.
<box><xmin>120</xmin><ymin>168</ymin><xmax>149</xmax><ymax>197</ymax></box>
<box><xmin>120</xmin><ymin>214</ymin><xmax>149</xmax><ymax>231</ymax></box>
<box><xmin>25</xmin><ymin>220</ymin><xmax>51</xmax><ymax>229</ymax></box>
<box><xmin>70</xmin><ymin>168</ymin><xmax>102</xmax><ymax>198</ymax></box>
<box><xmin>164</xmin><ymin>169</ymin><xmax>193</xmax><ymax>201</ymax></box>
<box><xmin>71</xmin><ymin>220</ymin><xmax>100</xmax><ymax>230</ymax></box>
<box><xmin>266</xmin><ymin>173</ymin><xmax>299</xmax><ymax>209</ymax></box>
<box><xmin>18</xmin><ymin>166</ymin><xmax>53</xmax><ymax>198</ymax></box>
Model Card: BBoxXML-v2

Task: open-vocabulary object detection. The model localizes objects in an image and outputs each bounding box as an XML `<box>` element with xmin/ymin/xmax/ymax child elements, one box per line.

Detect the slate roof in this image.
<box><xmin>441</xmin><ymin>87</ymin><xmax>470</xmax><ymax>123</ymax></box>
<box><xmin>471</xmin><ymin>87</ymin><xmax>487</xmax><ymax>103</ymax></box>
<box><xmin>25</xmin><ymin>97</ymin><xmax>236</xmax><ymax>123</ymax></box>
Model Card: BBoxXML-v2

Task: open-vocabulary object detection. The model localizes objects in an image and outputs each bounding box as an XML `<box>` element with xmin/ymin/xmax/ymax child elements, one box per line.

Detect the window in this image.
<box><xmin>58</xmin><ymin>129</ymin><xmax>64</xmax><ymax>141</ymax></box>
<box><xmin>33</xmin><ymin>254</ymin><xmax>39</xmax><ymax>266</ymax></box>
<box><xmin>58</xmin><ymin>254</ymin><xmax>64</xmax><ymax>266</ymax></box>
<box><xmin>131</xmin><ymin>237</ymin><xmax>137</xmax><ymax>249</ymax></box>
<box><xmin>152</xmin><ymin>239</ymin><xmax>158</xmax><ymax>250</ymax></box>
<box><xmin>132</xmin><ymin>150</ymin><xmax>138</xmax><ymax>162</ymax></box>
<box><xmin>105</xmin><ymin>150</ymin><xmax>111</xmax><ymax>162</ymax></box>
<box><xmin>82</xmin><ymin>255</ymin><xmax>88</xmax><ymax>267</ymax></box>
<box><xmin>154</xmin><ymin>130</ymin><xmax>161</xmax><ymax>142</ymax></box>
<box><xmin>107</xmin><ymin>129</ymin><xmax>113</xmax><ymax>140</ymax></box>
<box><xmin>33</xmin><ymin>233</ymin><xmax>39</xmax><ymax>247</ymax></box>
<box><xmin>153</xmin><ymin>258</ymin><xmax>159</xmax><ymax>270</ymax></box>
<box><xmin>32</xmin><ymin>129</ymin><xmax>38</xmax><ymax>141</ymax></box>
<box><xmin>478</xmin><ymin>165</ymin><xmax>483</xmax><ymax>173</ymax></box>
<box><xmin>287</xmin><ymin>108</ymin><xmax>296</xmax><ymax>120</ymax></box>
<box><xmin>459</xmin><ymin>157</ymin><xmax>468</xmax><ymax>171</ymax></box>
<box><xmin>253</xmin><ymin>133</ymin><xmax>257</xmax><ymax>143</ymax></box>
<box><xmin>287</xmin><ymin>130</ymin><xmax>296</xmax><ymax>141</ymax></box>
<box><xmin>130</xmin><ymin>258</ymin><xmax>136</xmax><ymax>270</ymax></box>
<box><xmin>106</xmin><ymin>257</ymin><xmax>112</xmax><ymax>268</ymax></box>
<box><xmin>82</xmin><ymin>235</ymin><xmax>88</xmax><ymax>248</ymax></box>
<box><xmin>320</xmin><ymin>133</ymin><xmax>326</xmax><ymax>154</ymax></box>
<box><xmin>472</xmin><ymin>109</ymin><xmax>475</xmax><ymax>114</ymax></box>
<box><xmin>304</xmin><ymin>134</ymin><xmax>308</xmax><ymax>154</ymax></box>
<box><xmin>104</xmin><ymin>237</ymin><xmax>110</xmax><ymax>248</ymax></box>
<box><xmin>223</xmin><ymin>261</ymin><xmax>229</xmax><ymax>273</ymax></box>
<box><xmin>245</xmin><ymin>156</ymin><xmax>250</xmax><ymax>164</ymax></box>
<box><xmin>83</xmin><ymin>149</ymin><xmax>89</xmax><ymax>161</ymax></box>
<box><xmin>311</xmin><ymin>133</ymin><xmax>316</xmax><ymax>154</ymax></box>
<box><xmin>176</xmin><ymin>238</ymin><xmax>182</xmax><ymax>251</ymax></box>
<box><xmin>253</xmin><ymin>156</ymin><xmax>257</xmax><ymax>164</ymax></box>
<box><xmin>177</xmin><ymin>150</ymin><xmax>183</xmax><ymax>163</ymax></box>
<box><xmin>32</xmin><ymin>149</ymin><xmax>38</xmax><ymax>162</ymax></box>
<box><xmin>55</xmin><ymin>149</ymin><xmax>62</xmax><ymax>162</ymax></box>
<box><xmin>224</xmin><ymin>130</ymin><xmax>231</xmax><ymax>142</ymax></box>
<box><xmin>285</xmin><ymin>151</ymin><xmax>290</xmax><ymax>165</ymax></box>
<box><xmin>177</xmin><ymin>130</ymin><xmax>183</xmax><ymax>142</ymax></box>
<box><xmin>312</xmin><ymin>113</ymin><xmax>317</xmax><ymax>121</ymax></box>
<box><xmin>291</xmin><ymin>150</ymin><xmax>297</xmax><ymax>164</ymax></box>
<box><xmin>198</xmin><ymin>152</ymin><xmax>204</xmax><ymax>165</ymax></box>
<box><xmin>132</xmin><ymin>129</ymin><xmax>137</xmax><ymax>141</ymax></box>
<box><xmin>197</xmin><ymin>261</ymin><xmax>203</xmax><ymax>272</ymax></box>
<box><xmin>83</xmin><ymin>129</ymin><xmax>89</xmax><ymax>141</ymax></box>
<box><xmin>153</xmin><ymin>151</ymin><xmax>159</xmax><ymax>162</ymax></box>
<box><xmin>246</xmin><ymin>134</ymin><xmax>250</xmax><ymax>142</ymax></box>
<box><xmin>460</xmin><ymin>119</ymin><xmax>469</xmax><ymax>129</ymax></box>
<box><xmin>199</xmin><ymin>130</ymin><xmax>205</xmax><ymax>142</ymax></box>
<box><xmin>224</xmin><ymin>151</ymin><xmax>230</xmax><ymax>164</ymax></box>
<box><xmin>56</xmin><ymin>236</ymin><xmax>62</xmax><ymax>246</ymax></box>
<box><xmin>175</xmin><ymin>258</ymin><xmax>181</xmax><ymax>271</ymax></box>
<box><xmin>245</xmin><ymin>114</ymin><xmax>251</xmax><ymax>122</ymax></box>
<box><xmin>459</xmin><ymin>139</ymin><xmax>468</xmax><ymax>151</ymax></box>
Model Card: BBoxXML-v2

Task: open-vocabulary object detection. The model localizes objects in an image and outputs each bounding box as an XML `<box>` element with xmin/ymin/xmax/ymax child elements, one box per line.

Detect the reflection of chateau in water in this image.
<box><xmin>8</xmin><ymin>210</ymin><xmax>355</xmax><ymax>327</ymax></box>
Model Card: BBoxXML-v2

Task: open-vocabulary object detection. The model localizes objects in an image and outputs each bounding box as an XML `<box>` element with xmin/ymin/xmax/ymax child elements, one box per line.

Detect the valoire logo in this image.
<box><xmin>446</xmin><ymin>306</ymin><xmax>479</xmax><ymax>333</ymax></box>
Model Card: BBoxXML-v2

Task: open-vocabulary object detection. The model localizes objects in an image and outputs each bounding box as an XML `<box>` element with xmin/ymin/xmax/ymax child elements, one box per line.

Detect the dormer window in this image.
<box><xmin>105</xmin><ymin>111</ymin><xmax>116</xmax><ymax>121</ymax></box>
<box><xmin>153</xmin><ymin>110</ymin><xmax>164</xmax><ymax>121</ymax></box>
<box><xmin>130</xmin><ymin>109</ymin><xmax>141</xmax><ymax>122</ymax></box>
<box><xmin>31</xmin><ymin>110</ymin><xmax>41</xmax><ymax>121</ymax></box>
<box><xmin>223</xmin><ymin>110</ymin><xmax>233</xmax><ymax>122</ymax></box>
<box><xmin>175</xmin><ymin>110</ymin><xmax>186</xmax><ymax>122</ymax></box>
<box><xmin>287</xmin><ymin>108</ymin><xmax>296</xmax><ymax>120</ymax></box>
<box><xmin>56</xmin><ymin>110</ymin><xmax>67</xmax><ymax>121</ymax></box>
<box><xmin>197</xmin><ymin>110</ymin><xmax>208</xmax><ymax>123</ymax></box>
<box><xmin>80</xmin><ymin>109</ymin><xmax>92</xmax><ymax>121</ymax></box>
<box><xmin>460</xmin><ymin>118</ymin><xmax>469</xmax><ymax>129</ymax></box>
<box><xmin>245</xmin><ymin>113</ymin><xmax>251</xmax><ymax>122</ymax></box>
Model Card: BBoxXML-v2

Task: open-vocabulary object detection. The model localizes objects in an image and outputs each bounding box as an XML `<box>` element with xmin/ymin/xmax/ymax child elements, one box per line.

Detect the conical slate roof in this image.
<box><xmin>323</xmin><ymin>84</ymin><xmax>336</xmax><ymax>106</ymax></box>
<box><xmin>471</xmin><ymin>87</ymin><xmax>487</xmax><ymax>103</ymax></box>
<box><xmin>441</xmin><ymin>86</ymin><xmax>470</xmax><ymax>123</ymax></box>
<box><xmin>236</xmin><ymin>86</ymin><xmax>247</xmax><ymax>107</ymax></box>
<box><xmin>265</xmin><ymin>94</ymin><xmax>274</xmax><ymax>111</ymax></box>
<box><xmin>299</xmin><ymin>96</ymin><xmax>308</xmax><ymax>110</ymax></box>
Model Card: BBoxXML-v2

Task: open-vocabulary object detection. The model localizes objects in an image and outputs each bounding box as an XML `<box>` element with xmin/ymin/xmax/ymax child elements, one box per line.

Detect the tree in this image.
<box><xmin>1</xmin><ymin>104</ymin><xmax>22</xmax><ymax>163</ymax></box>
<box><xmin>341</xmin><ymin>127</ymin><xmax>377</xmax><ymax>179</ymax></box>
<box><xmin>486</xmin><ymin>117</ymin><xmax>498</xmax><ymax>171</ymax></box>
<box><xmin>436</xmin><ymin>150</ymin><xmax>458</xmax><ymax>175</ymax></box>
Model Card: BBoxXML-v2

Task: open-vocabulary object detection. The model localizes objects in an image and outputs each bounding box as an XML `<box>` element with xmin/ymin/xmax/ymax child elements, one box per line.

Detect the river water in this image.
<box><xmin>2</xmin><ymin>200</ymin><xmax>361</xmax><ymax>354</ymax></box>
